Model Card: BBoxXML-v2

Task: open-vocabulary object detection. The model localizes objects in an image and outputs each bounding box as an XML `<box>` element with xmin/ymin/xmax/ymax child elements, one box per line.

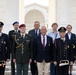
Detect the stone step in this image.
<box><xmin>5</xmin><ymin>62</ymin><xmax>76</xmax><ymax>75</ymax></box>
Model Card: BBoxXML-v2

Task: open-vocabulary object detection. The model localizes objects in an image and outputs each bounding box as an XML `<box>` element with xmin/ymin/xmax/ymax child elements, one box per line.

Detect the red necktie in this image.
<box><xmin>43</xmin><ymin>36</ymin><xmax>45</xmax><ymax>47</ymax></box>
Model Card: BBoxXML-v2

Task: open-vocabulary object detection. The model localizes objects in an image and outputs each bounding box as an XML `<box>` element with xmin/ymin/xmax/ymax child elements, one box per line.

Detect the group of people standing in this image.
<box><xmin>0</xmin><ymin>21</ymin><xmax>76</xmax><ymax>75</ymax></box>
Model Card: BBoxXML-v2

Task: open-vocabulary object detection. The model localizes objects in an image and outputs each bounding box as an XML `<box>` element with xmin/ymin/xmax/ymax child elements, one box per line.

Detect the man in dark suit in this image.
<box><xmin>13</xmin><ymin>24</ymin><xmax>32</xmax><ymax>75</ymax></box>
<box><xmin>8</xmin><ymin>21</ymin><xmax>19</xmax><ymax>75</ymax></box>
<box><xmin>28</xmin><ymin>21</ymin><xmax>40</xmax><ymax>75</ymax></box>
<box><xmin>54</xmin><ymin>27</ymin><xmax>73</xmax><ymax>75</ymax></box>
<box><xmin>0</xmin><ymin>21</ymin><xmax>10</xmax><ymax>75</ymax></box>
<box><xmin>65</xmin><ymin>25</ymin><xmax>76</xmax><ymax>75</ymax></box>
<box><xmin>34</xmin><ymin>26</ymin><xmax>53</xmax><ymax>75</ymax></box>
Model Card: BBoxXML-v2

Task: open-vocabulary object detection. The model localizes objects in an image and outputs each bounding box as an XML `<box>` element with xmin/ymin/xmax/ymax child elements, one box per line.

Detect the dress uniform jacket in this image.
<box><xmin>54</xmin><ymin>38</ymin><xmax>73</xmax><ymax>63</ymax></box>
<box><xmin>8</xmin><ymin>30</ymin><xmax>20</xmax><ymax>53</ymax></box>
<box><xmin>54</xmin><ymin>38</ymin><xmax>73</xmax><ymax>75</ymax></box>
<box><xmin>13</xmin><ymin>33</ymin><xmax>32</xmax><ymax>64</ymax></box>
<box><xmin>33</xmin><ymin>35</ymin><xmax>54</xmax><ymax>62</ymax></box>
<box><xmin>72</xmin><ymin>38</ymin><xmax>76</xmax><ymax>60</ymax></box>
<box><xmin>0</xmin><ymin>33</ymin><xmax>10</xmax><ymax>61</ymax></box>
<box><xmin>8</xmin><ymin>30</ymin><xmax>20</xmax><ymax>75</ymax></box>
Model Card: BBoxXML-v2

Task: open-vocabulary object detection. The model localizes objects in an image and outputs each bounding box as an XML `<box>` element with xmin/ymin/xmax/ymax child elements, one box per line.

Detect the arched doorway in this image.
<box><xmin>25</xmin><ymin>9</ymin><xmax>45</xmax><ymax>32</ymax></box>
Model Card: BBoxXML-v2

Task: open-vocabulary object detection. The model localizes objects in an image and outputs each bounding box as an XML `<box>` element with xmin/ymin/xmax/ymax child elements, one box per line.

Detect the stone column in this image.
<box><xmin>56</xmin><ymin>0</ymin><xmax>70</xmax><ymax>27</ymax></box>
<box><xmin>0</xmin><ymin>0</ymin><xmax>24</xmax><ymax>33</ymax></box>
<box><xmin>0</xmin><ymin>0</ymin><xmax>20</xmax><ymax>33</ymax></box>
<box><xmin>19</xmin><ymin>0</ymin><xmax>24</xmax><ymax>24</ymax></box>
<box><xmin>48</xmin><ymin>0</ymin><xmax>56</xmax><ymax>29</ymax></box>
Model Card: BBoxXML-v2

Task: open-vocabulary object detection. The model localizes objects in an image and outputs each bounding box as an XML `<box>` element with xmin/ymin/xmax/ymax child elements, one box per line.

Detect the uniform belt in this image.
<box><xmin>59</xmin><ymin>60</ymin><xmax>69</xmax><ymax>67</ymax></box>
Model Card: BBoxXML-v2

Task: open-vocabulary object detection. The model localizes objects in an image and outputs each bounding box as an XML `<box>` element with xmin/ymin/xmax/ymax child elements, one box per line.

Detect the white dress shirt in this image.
<box><xmin>68</xmin><ymin>33</ymin><xmax>71</xmax><ymax>40</ymax></box>
<box><xmin>0</xmin><ymin>32</ymin><xmax>2</xmax><ymax>36</ymax></box>
<box><xmin>35</xmin><ymin>29</ymin><xmax>39</xmax><ymax>35</ymax></box>
<box><xmin>41</xmin><ymin>35</ymin><xmax>47</xmax><ymax>46</ymax></box>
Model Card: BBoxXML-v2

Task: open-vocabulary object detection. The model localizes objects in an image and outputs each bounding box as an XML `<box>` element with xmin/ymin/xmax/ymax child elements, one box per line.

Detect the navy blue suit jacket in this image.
<box><xmin>65</xmin><ymin>33</ymin><xmax>76</xmax><ymax>44</ymax></box>
<box><xmin>33</xmin><ymin>35</ymin><xmax>54</xmax><ymax>62</ymax></box>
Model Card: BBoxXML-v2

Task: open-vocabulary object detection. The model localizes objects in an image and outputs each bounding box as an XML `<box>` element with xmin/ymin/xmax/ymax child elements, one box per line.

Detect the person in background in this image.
<box><xmin>47</xmin><ymin>23</ymin><xmax>60</xmax><ymax>75</ymax></box>
<box><xmin>65</xmin><ymin>25</ymin><xmax>76</xmax><ymax>75</ymax></box>
<box><xmin>34</xmin><ymin>26</ymin><xmax>54</xmax><ymax>75</ymax></box>
<box><xmin>28</xmin><ymin>21</ymin><xmax>41</xmax><ymax>75</ymax></box>
<box><xmin>0</xmin><ymin>21</ymin><xmax>10</xmax><ymax>75</ymax></box>
<box><xmin>8</xmin><ymin>21</ymin><xmax>20</xmax><ymax>75</ymax></box>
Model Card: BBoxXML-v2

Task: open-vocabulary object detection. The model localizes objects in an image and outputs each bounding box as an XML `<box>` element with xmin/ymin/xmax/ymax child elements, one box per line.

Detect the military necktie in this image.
<box><xmin>22</xmin><ymin>35</ymin><xmax>24</xmax><ymax>39</ymax></box>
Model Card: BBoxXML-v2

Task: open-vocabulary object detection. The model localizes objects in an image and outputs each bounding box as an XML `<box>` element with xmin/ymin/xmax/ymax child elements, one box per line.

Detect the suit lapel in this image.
<box><xmin>46</xmin><ymin>36</ymin><xmax>49</xmax><ymax>47</ymax></box>
<box><xmin>39</xmin><ymin>35</ymin><xmax>43</xmax><ymax>47</ymax></box>
<box><xmin>66</xmin><ymin>33</ymin><xmax>69</xmax><ymax>40</ymax></box>
<box><xmin>70</xmin><ymin>33</ymin><xmax>73</xmax><ymax>40</ymax></box>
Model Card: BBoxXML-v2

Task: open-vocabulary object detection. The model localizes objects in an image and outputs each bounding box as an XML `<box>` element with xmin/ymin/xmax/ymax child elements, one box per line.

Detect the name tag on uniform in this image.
<box><xmin>59</xmin><ymin>60</ymin><xmax>69</xmax><ymax>67</ymax></box>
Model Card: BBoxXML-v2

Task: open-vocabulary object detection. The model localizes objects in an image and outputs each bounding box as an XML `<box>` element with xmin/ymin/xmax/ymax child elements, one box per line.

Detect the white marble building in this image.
<box><xmin>0</xmin><ymin>0</ymin><xmax>76</xmax><ymax>33</ymax></box>
<box><xmin>0</xmin><ymin>0</ymin><xmax>76</xmax><ymax>75</ymax></box>
<box><xmin>24</xmin><ymin>3</ymin><xmax>48</xmax><ymax>32</ymax></box>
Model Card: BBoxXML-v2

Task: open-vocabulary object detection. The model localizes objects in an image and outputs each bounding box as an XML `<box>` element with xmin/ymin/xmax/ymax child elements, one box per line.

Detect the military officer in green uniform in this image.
<box><xmin>13</xmin><ymin>24</ymin><xmax>32</xmax><ymax>75</ymax></box>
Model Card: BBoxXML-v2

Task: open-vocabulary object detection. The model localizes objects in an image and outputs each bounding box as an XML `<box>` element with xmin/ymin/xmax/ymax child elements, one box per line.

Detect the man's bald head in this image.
<box><xmin>41</xmin><ymin>26</ymin><xmax>47</xmax><ymax>36</ymax></box>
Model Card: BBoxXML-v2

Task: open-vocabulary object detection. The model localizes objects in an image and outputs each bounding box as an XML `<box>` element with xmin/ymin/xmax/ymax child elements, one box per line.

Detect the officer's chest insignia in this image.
<box><xmin>64</xmin><ymin>45</ymin><xmax>69</xmax><ymax>49</ymax></box>
<box><xmin>2</xmin><ymin>41</ymin><xmax>3</xmax><ymax>43</ymax></box>
<box><xmin>73</xmin><ymin>44</ymin><xmax>75</xmax><ymax>48</ymax></box>
<box><xmin>48</xmin><ymin>44</ymin><xmax>50</xmax><ymax>46</ymax></box>
<box><xmin>4</xmin><ymin>41</ymin><xmax>6</xmax><ymax>44</ymax></box>
<box><xmin>67</xmin><ymin>45</ymin><xmax>69</xmax><ymax>48</ymax></box>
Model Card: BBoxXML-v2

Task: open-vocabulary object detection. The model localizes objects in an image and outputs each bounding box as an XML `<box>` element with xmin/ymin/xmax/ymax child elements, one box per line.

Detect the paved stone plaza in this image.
<box><xmin>4</xmin><ymin>62</ymin><xmax>76</xmax><ymax>75</ymax></box>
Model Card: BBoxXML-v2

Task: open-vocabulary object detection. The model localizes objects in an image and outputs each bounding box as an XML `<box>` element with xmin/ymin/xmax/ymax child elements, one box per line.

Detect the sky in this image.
<box><xmin>24</xmin><ymin>0</ymin><xmax>49</xmax><ymax>6</ymax></box>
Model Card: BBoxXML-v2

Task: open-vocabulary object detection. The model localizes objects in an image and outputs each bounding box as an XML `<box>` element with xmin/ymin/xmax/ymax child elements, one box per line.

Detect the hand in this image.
<box><xmin>70</xmin><ymin>61</ymin><xmax>73</xmax><ymax>65</ymax></box>
<box><xmin>7</xmin><ymin>59</ymin><xmax>10</xmax><ymax>62</ymax></box>
<box><xmin>54</xmin><ymin>61</ymin><xmax>57</xmax><ymax>66</ymax></box>
<box><xmin>13</xmin><ymin>59</ymin><xmax>16</xmax><ymax>63</ymax></box>
<box><xmin>29</xmin><ymin>59</ymin><xmax>32</xmax><ymax>63</ymax></box>
<box><xmin>34</xmin><ymin>60</ymin><xmax>37</xmax><ymax>63</ymax></box>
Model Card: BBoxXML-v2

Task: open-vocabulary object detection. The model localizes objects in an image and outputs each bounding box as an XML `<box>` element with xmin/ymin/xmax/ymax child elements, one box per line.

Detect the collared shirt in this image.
<box><xmin>41</xmin><ymin>34</ymin><xmax>47</xmax><ymax>46</ymax></box>
<box><xmin>0</xmin><ymin>32</ymin><xmax>2</xmax><ymax>36</ymax></box>
<box><xmin>35</xmin><ymin>29</ymin><xmax>39</xmax><ymax>36</ymax></box>
<box><xmin>21</xmin><ymin>33</ymin><xmax>26</xmax><ymax>38</ymax></box>
<box><xmin>68</xmin><ymin>33</ymin><xmax>71</xmax><ymax>40</ymax></box>
<box><xmin>47</xmin><ymin>31</ymin><xmax>60</xmax><ymax>43</ymax></box>
<box><xmin>14</xmin><ymin>30</ymin><xmax>18</xmax><ymax>33</ymax></box>
<box><xmin>61</xmin><ymin>38</ymin><xmax>65</xmax><ymax>41</ymax></box>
